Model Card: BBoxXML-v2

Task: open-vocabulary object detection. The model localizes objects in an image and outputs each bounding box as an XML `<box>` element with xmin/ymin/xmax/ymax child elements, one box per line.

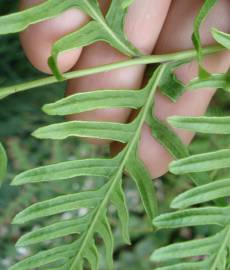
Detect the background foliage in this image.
<box><xmin>0</xmin><ymin>1</ymin><xmax>229</xmax><ymax>269</ymax></box>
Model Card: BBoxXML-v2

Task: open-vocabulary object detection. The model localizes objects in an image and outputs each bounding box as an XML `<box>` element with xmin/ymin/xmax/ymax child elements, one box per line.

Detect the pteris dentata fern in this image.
<box><xmin>150</xmin><ymin>1</ymin><xmax>230</xmax><ymax>269</ymax></box>
<box><xmin>0</xmin><ymin>0</ymin><xmax>229</xmax><ymax>269</ymax></box>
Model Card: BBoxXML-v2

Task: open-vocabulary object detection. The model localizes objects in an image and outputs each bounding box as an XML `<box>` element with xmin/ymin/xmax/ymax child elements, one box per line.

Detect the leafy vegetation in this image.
<box><xmin>0</xmin><ymin>0</ymin><xmax>229</xmax><ymax>269</ymax></box>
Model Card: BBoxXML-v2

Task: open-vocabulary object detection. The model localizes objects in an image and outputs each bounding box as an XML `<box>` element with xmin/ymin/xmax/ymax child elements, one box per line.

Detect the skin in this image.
<box><xmin>20</xmin><ymin>0</ymin><xmax>230</xmax><ymax>178</ymax></box>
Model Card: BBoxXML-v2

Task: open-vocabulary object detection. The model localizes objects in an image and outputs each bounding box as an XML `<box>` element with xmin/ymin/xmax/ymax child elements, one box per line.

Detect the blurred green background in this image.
<box><xmin>1</xmin><ymin>1</ymin><xmax>230</xmax><ymax>269</ymax></box>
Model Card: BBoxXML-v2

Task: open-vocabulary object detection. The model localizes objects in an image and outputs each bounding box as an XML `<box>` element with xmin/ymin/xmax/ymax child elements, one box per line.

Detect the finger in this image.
<box><xmin>66</xmin><ymin>0</ymin><xmax>172</xmax><ymax>144</ymax></box>
<box><xmin>113</xmin><ymin>0</ymin><xmax>230</xmax><ymax>178</ymax></box>
<box><xmin>19</xmin><ymin>0</ymin><xmax>88</xmax><ymax>73</ymax></box>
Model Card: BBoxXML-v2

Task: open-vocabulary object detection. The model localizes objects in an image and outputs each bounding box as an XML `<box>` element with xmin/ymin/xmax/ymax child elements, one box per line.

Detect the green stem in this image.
<box><xmin>0</xmin><ymin>45</ymin><xmax>224</xmax><ymax>99</ymax></box>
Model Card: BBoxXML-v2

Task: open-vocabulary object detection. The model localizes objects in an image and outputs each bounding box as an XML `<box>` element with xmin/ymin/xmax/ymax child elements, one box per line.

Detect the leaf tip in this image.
<box><xmin>32</xmin><ymin>129</ymin><xmax>42</xmax><ymax>139</ymax></box>
<box><xmin>126</xmin><ymin>238</ymin><xmax>132</xmax><ymax>246</ymax></box>
<box><xmin>11</xmin><ymin>174</ymin><xmax>25</xmax><ymax>186</ymax></box>
<box><xmin>169</xmin><ymin>160</ymin><xmax>180</xmax><ymax>175</ymax></box>
<box><xmin>170</xmin><ymin>199</ymin><xmax>181</xmax><ymax>209</ymax></box>
<box><xmin>42</xmin><ymin>103</ymin><xmax>55</xmax><ymax>115</ymax></box>
<box><xmin>211</xmin><ymin>27</ymin><xmax>218</xmax><ymax>34</ymax></box>
<box><xmin>152</xmin><ymin>217</ymin><xmax>159</xmax><ymax>228</ymax></box>
<box><xmin>42</xmin><ymin>104</ymin><xmax>49</xmax><ymax>114</ymax></box>
<box><xmin>150</xmin><ymin>251</ymin><xmax>157</xmax><ymax>262</ymax></box>
<box><xmin>167</xmin><ymin>116</ymin><xmax>177</xmax><ymax>126</ymax></box>
<box><xmin>48</xmin><ymin>56</ymin><xmax>65</xmax><ymax>81</ymax></box>
<box><xmin>15</xmin><ymin>238</ymin><xmax>23</xmax><ymax>247</ymax></box>
<box><xmin>12</xmin><ymin>215</ymin><xmax>21</xmax><ymax>225</ymax></box>
<box><xmin>11</xmin><ymin>178</ymin><xmax>20</xmax><ymax>186</ymax></box>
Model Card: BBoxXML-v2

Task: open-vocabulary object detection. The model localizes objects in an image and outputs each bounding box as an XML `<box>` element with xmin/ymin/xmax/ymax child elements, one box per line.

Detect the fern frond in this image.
<box><xmin>9</xmin><ymin>65</ymin><xmax>166</xmax><ymax>270</ymax></box>
<box><xmin>147</xmin><ymin>115</ymin><xmax>210</xmax><ymax>185</ymax></box>
<box><xmin>1</xmin><ymin>1</ymin><xmax>229</xmax><ymax>269</ymax></box>
<box><xmin>192</xmin><ymin>0</ymin><xmax>218</xmax><ymax>60</ymax></box>
<box><xmin>149</xmin><ymin>11</ymin><xmax>230</xmax><ymax>265</ymax></box>
<box><xmin>152</xmin><ymin>106</ymin><xmax>230</xmax><ymax>269</ymax></box>
<box><xmin>152</xmin><ymin>202</ymin><xmax>230</xmax><ymax>269</ymax></box>
<box><xmin>16</xmin><ymin>214</ymin><xmax>90</xmax><ymax>247</ymax></box>
<box><xmin>152</xmin><ymin>181</ymin><xmax>230</xmax><ymax>269</ymax></box>
<box><xmin>126</xmin><ymin>148</ymin><xmax>158</xmax><ymax>221</ymax></box>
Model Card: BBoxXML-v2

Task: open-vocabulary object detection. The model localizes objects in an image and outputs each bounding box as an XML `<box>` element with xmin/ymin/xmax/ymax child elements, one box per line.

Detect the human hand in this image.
<box><xmin>20</xmin><ymin>0</ymin><xmax>230</xmax><ymax>178</ymax></box>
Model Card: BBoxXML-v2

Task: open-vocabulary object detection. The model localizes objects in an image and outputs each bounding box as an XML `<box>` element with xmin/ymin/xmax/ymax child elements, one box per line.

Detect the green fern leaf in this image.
<box><xmin>154</xmin><ymin>206</ymin><xmax>230</xmax><ymax>228</ymax></box>
<box><xmin>126</xmin><ymin>148</ymin><xmax>158</xmax><ymax>221</ymax></box>
<box><xmin>192</xmin><ymin>0</ymin><xmax>218</xmax><ymax>60</ymax></box>
<box><xmin>0</xmin><ymin>0</ymin><xmax>75</xmax><ymax>35</ymax></box>
<box><xmin>168</xmin><ymin>115</ymin><xmax>230</xmax><ymax>134</ymax></box>
<box><xmin>43</xmin><ymin>88</ymin><xmax>148</xmax><ymax>116</ymax></box>
<box><xmin>110</xmin><ymin>177</ymin><xmax>130</xmax><ymax>244</ymax></box>
<box><xmin>10</xmin><ymin>65</ymin><xmax>166</xmax><ymax>270</ymax></box>
<box><xmin>9</xmin><ymin>243</ymin><xmax>76</xmax><ymax>270</ymax></box>
<box><xmin>153</xmin><ymin>111</ymin><xmax>230</xmax><ymax>270</ymax></box>
<box><xmin>170</xmin><ymin>149</ymin><xmax>230</xmax><ymax>174</ymax></box>
<box><xmin>95</xmin><ymin>211</ymin><xmax>114</xmax><ymax>269</ymax></box>
<box><xmin>0</xmin><ymin>0</ymin><xmax>140</xmax><ymax>80</ymax></box>
<box><xmin>212</xmin><ymin>28</ymin><xmax>230</xmax><ymax>49</ymax></box>
<box><xmin>147</xmin><ymin>115</ymin><xmax>189</xmax><ymax>159</ymax></box>
<box><xmin>152</xmin><ymin>214</ymin><xmax>230</xmax><ymax>270</ymax></box>
<box><xmin>171</xmin><ymin>178</ymin><xmax>230</xmax><ymax>209</ymax></box>
<box><xmin>146</xmin><ymin>115</ymin><xmax>210</xmax><ymax>185</ymax></box>
<box><xmin>33</xmin><ymin>119</ymin><xmax>138</xmax><ymax>142</ymax></box>
<box><xmin>12</xmin><ymin>157</ymin><xmax>120</xmax><ymax>185</ymax></box>
<box><xmin>85</xmin><ymin>240</ymin><xmax>99</xmax><ymax>270</ymax></box>
<box><xmin>1</xmin><ymin>1</ymin><xmax>229</xmax><ymax>269</ymax></box>
<box><xmin>192</xmin><ymin>0</ymin><xmax>218</xmax><ymax>78</ymax></box>
<box><xmin>151</xmin><ymin>233</ymin><xmax>220</xmax><ymax>261</ymax></box>
<box><xmin>152</xmin><ymin>71</ymin><xmax>230</xmax><ymax>268</ymax></box>
<box><xmin>158</xmin><ymin>61</ymin><xmax>186</xmax><ymax>101</ymax></box>
<box><xmin>16</xmin><ymin>215</ymin><xmax>90</xmax><ymax>247</ymax></box>
<box><xmin>48</xmin><ymin>0</ymin><xmax>140</xmax><ymax>79</ymax></box>
<box><xmin>12</xmin><ymin>187</ymin><xmax>106</xmax><ymax>224</ymax></box>
<box><xmin>187</xmin><ymin>73</ymin><xmax>230</xmax><ymax>91</ymax></box>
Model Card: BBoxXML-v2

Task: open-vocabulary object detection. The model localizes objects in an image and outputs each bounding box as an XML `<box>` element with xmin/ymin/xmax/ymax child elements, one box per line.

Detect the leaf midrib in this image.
<box><xmin>69</xmin><ymin>65</ymin><xmax>166</xmax><ymax>269</ymax></box>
